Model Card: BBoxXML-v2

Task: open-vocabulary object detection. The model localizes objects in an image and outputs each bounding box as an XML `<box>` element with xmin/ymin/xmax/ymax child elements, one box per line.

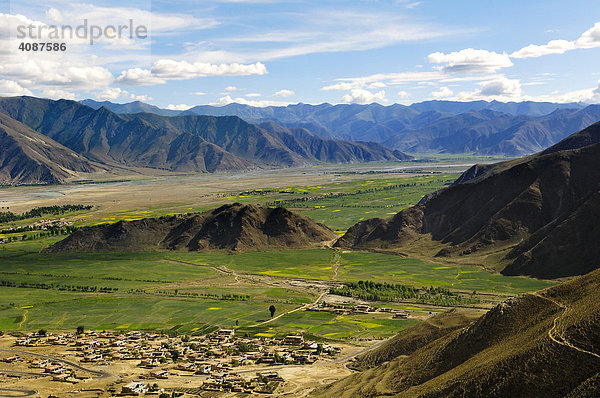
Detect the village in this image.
<box><xmin>0</xmin><ymin>327</ymin><xmax>344</xmax><ymax>396</ymax></box>
<box><xmin>307</xmin><ymin>302</ymin><xmax>411</xmax><ymax>319</ymax></box>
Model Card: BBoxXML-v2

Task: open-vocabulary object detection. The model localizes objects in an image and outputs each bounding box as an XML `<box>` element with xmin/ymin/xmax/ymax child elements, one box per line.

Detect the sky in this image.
<box><xmin>0</xmin><ymin>0</ymin><xmax>599</xmax><ymax>109</ymax></box>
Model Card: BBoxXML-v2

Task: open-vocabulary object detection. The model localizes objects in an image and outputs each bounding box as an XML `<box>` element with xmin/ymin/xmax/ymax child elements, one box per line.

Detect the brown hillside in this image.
<box><xmin>46</xmin><ymin>203</ymin><xmax>336</xmax><ymax>253</ymax></box>
<box><xmin>350</xmin><ymin>308</ymin><xmax>483</xmax><ymax>371</ymax></box>
<box><xmin>0</xmin><ymin>112</ymin><xmax>100</xmax><ymax>185</ymax></box>
<box><xmin>314</xmin><ymin>268</ymin><xmax>600</xmax><ymax>398</ymax></box>
<box><xmin>336</xmin><ymin>122</ymin><xmax>600</xmax><ymax>279</ymax></box>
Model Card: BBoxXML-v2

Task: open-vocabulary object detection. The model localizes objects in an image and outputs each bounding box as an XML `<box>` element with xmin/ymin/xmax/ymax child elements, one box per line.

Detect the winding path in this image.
<box><xmin>532</xmin><ymin>293</ymin><xmax>600</xmax><ymax>360</ymax></box>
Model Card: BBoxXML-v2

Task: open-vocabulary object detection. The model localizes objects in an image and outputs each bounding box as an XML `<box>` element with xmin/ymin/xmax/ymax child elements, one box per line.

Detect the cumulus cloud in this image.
<box><xmin>397</xmin><ymin>90</ymin><xmax>410</xmax><ymax>98</ymax></box>
<box><xmin>341</xmin><ymin>88</ymin><xmax>386</xmax><ymax>104</ymax></box>
<box><xmin>94</xmin><ymin>87</ymin><xmax>151</xmax><ymax>102</ymax></box>
<box><xmin>95</xmin><ymin>88</ymin><xmax>126</xmax><ymax>101</ymax></box>
<box><xmin>512</xmin><ymin>22</ymin><xmax>600</xmax><ymax>59</ymax></box>
<box><xmin>45</xmin><ymin>7</ymin><xmax>63</xmax><ymax>23</ymax></box>
<box><xmin>428</xmin><ymin>48</ymin><xmax>513</xmax><ymax>74</ymax></box>
<box><xmin>166</xmin><ymin>104</ymin><xmax>193</xmax><ymax>111</ymax></box>
<box><xmin>273</xmin><ymin>89</ymin><xmax>294</xmax><ymax>97</ymax></box>
<box><xmin>116</xmin><ymin>68</ymin><xmax>165</xmax><ymax>86</ymax></box>
<box><xmin>479</xmin><ymin>77</ymin><xmax>521</xmax><ymax>97</ymax></box>
<box><xmin>117</xmin><ymin>61</ymin><xmax>267</xmax><ymax>86</ymax></box>
<box><xmin>0</xmin><ymin>80</ymin><xmax>33</xmax><ymax>97</ymax></box>
<box><xmin>449</xmin><ymin>77</ymin><xmax>522</xmax><ymax>102</ymax></box>
<box><xmin>41</xmin><ymin>88</ymin><xmax>76</xmax><ymax>100</ymax></box>
<box><xmin>0</xmin><ymin>61</ymin><xmax>114</xmax><ymax>91</ymax></box>
<box><xmin>225</xmin><ymin>86</ymin><xmax>238</xmax><ymax>91</ymax></box>
<box><xmin>576</xmin><ymin>22</ymin><xmax>600</xmax><ymax>48</ymax></box>
<box><xmin>432</xmin><ymin>86</ymin><xmax>453</xmax><ymax>99</ymax></box>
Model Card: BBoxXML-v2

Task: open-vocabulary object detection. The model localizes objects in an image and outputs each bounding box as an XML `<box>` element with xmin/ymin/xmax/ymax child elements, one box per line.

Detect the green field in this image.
<box><xmin>0</xmin><ymin>237</ymin><xmax>555</xmax><ymax>340</ymax></box>
<box><xmin>0</xmin><ymin>172</ymin><xmax>557</xmax><ymax>341</ymax></box>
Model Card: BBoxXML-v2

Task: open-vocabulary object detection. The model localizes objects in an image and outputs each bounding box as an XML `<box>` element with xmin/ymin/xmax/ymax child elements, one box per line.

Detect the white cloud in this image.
<box><xmin>94</xmin><ymin>87</ymin><xmax>151</xmax><ymax>102</ymax></box>
<box><xmin>166</xmin><ymin>104</ymin><xmax>193</xmax><ymax>111</ymax></box>
<box><xmin>45</xmin><ymin>8</ymin><xmax>63</xmax><ymax>23</ymax></box>
<box><xmin>397</xmin><ymin>90</ymin><xmax>410</xmax><ymax>98</ymax></box>
<box><xmin>210</xmin><ymin>95</ymin><xmax>294</xmax><ymax>107</ymax></box>
<box><xmin>44</xmin><ymin>4</ymin><xmax>218</xmax><ymax>36</ymax></box>
<box><xmin>510</xmin><ymin>40</ymin><xmax>575</xmax><ymax>59</ymax></box>
<box><xmin>576</xmin><ymin>22</ymin><xmax>600</xmax><ymax>48</ymax></box>
<box><xmin>0</xmin><ymin>80</ymin><xmax>33</xmax><ymax>96</ymax></box>
<box><xmin>479</xmin><ymin>77</ymin><xmax>521</xmax><ymax>97</ymax></box>
<box><xmin>432</xmin><ymin>86</ymin><xmax>453</xmax><ymax>99</ymax></box>
<box><xmin>225</xmin><ymin>86</ymin><xmax>238</xmax><ymax>91</ymax></box>
<box><xmin>512</xmin><ymin>22</ymin><xmax>600</xmax><ymax>59</ymax></box>
<box><xmin>405</xmin><ymin>2</ymin><xmax>422</xmax><ymax>9</ymax></box>
<box><xmin>531</xmin><ymin>80</ymin><xmax>600</xmax><ymax>103</ymax></box>
<box><xmin>273</xmin><ymin>89</ymin><xmax>294</xmax><ymax>97</ymax></box>
<box><xmin>116</xmin><ymin>68</ymin><xmax>165</xmax><ymax>86</ymax></box>
<box><xmin>117</xmin><ymin>61</ymin><xmax>267</xmax><ymax>86</ymax></box>
<box><xmin>133</xmin><ymin>94</ymin><xmax>152</xmax><ymax>102</ymax></box>
<box><xmin>95</xmin><ymin>87</ymin><xmax>126</xmax><ymax>101</ymax></box>
<box><xmin>449</xmin><ymin>76</ymin><xmax>522</xmax><ymax>102</ymax></box>
<box><xmin>185</xmin><ymin>9</ymin><xmax>467</xmax><ymax>63</ymax></box>
<box><xmin>192</xmin><ymin>92</ymin><xmax>207</xmax><ymax>96</ymax></box>
<box><xmin>245</xmin><ymin>93</ymin><xmax>261</xmax><ymax>97</ymax></box>
<box><xmin>341</xmin><ymin>88</ymin><xmax>386</xmax><ymax>104</ymax></box>
<box><xmin>321</xmin><ymin>71</ymin><xmax>493</xmax><ymax>95</ymax></box>
<box><xmin>368</xmin><ymin>82</ymin><xmax>387</xmax><ymax>89</ymax></box>
<box><xmin>428</xmin><ymin>48</ymin><xmax>513</xmax><ymax>74</ymax></box>
<box><xmin>41</xmin><ymin>88</ymin><xmax>76</xmax><ymax>100</ymax></box>
<box><xmin>322</xmin><ymin>82</ymin><xmax>362</xmax><ymax>91</ymax></box>
<box><xmin>0</xmin><ymin>61</ymin><xmax>114</xmax><ymax>91</ymax></box>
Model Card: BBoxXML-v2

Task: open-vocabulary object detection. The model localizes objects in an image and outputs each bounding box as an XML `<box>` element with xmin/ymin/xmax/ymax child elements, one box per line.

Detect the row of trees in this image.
<box><xmin>0</xmin><ymin>204</ymin><xmax>92</xmax><ymax>223</ymax></box>
<box><xmin>330</xmin><ymin>280</ymin><xmax>480</xmax><ymax>307</ymax></box>
<box><xmin>0</xmin><ymin>280</ymin><xmax>118</xmax><ymax>293</ymax></box>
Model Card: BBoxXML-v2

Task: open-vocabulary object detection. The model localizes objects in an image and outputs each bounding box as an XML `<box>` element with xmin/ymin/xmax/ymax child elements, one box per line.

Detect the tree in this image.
<box><xmin>37</xmin><ymin>329</ymin><xmax>46</xmax><ymax>336</ymax></box>
<box><xmin>269</xmin><ymin>305</ymin><xmax>276</xmax><ymax>318</ymax></box>
<box><xmin>76</xmin><ymin>326</ymin><xmax>84</xmax><ymax>335</ymax></box>
<box><xmin>316</xmin><ymin>343</ymin><xmax>324</xmax><ymax>354</ymax></box>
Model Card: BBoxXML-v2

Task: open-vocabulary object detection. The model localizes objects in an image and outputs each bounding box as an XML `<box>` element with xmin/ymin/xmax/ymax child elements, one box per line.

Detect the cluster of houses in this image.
<box><xmin>1</xmin><ymin>353</ymin><xmax>83</xmax><ymax>383</ymax></box>
<box><xmin>308</xmin><ymin>302</ymin><xmax>410</xmax><ymax>318</ymax></box>
<box><xmin>8</xmin><ymin>328</ymin><xmax>341</xmax><ymax>395</ymax></box>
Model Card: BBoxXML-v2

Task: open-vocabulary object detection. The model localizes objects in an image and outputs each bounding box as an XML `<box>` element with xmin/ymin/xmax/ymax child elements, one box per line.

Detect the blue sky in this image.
<box><xmin>1</xmin><ymin>0</ymin><xmax>599</xmax><ymax>108</ymax></box>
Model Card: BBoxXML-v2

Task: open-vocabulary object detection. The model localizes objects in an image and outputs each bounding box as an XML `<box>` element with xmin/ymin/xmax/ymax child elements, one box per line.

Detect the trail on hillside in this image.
<box><xmin>532</xmin><ymin>293</ymin><xmax>600</xmax><ymax>360</ymax></box>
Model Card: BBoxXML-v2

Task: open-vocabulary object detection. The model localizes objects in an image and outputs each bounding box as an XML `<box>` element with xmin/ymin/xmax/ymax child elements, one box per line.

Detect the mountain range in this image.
<box><xmin>336</xmin><ymin>120</ymin><xmax>600</xmax><ymax>279</ymax></box>
<box><xmin>81</xmin><ymin>98</ymin><xmax>600</xmax><ymax>156</ymax></box>
<box><xmin>0</xmin><ymin>96</ymin><xmax>410</xmax><ymax>185</ymax></box>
